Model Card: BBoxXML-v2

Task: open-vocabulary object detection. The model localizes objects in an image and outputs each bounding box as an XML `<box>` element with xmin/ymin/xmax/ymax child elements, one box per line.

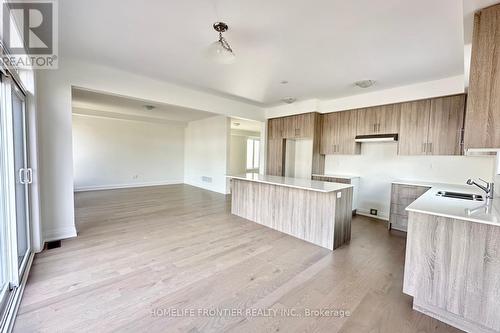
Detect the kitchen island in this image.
<box><xmin>228</xmin><ymin>173</ymin><xmax>353</xmax><ymax>250</ymax></box>
<box><xmin>403</xmin><ymin>184</ymin><xmax>500</xmax><ymax>333</ymax></box>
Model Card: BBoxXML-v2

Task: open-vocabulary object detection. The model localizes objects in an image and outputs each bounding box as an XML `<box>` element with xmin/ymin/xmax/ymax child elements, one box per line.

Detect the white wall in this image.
<box><xmin>72</xmin><ymin>114</ymin><xmax>184</xmax><ymax>191</ymax></box>
<box><xmin>35</xmin><ymin>58</ymin><xmax>264</xmax><ymax>244</ymax></box>
<box><xmin>229</xmin><ymin>135</ymin><xmax>247</xmax><ymax>175</ymax></box>
<box><xmin>324</xmin><ymin>143</ymin><xmax>496</xmax><ymax>219</ymax></box>
<box><xmin>184</xmin><ymin>116</ymin><xmax>230</xmax><ymax>194</ymax></box>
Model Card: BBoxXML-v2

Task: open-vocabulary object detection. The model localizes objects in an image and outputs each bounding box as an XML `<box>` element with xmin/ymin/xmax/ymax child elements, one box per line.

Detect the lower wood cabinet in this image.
<box><xmin>389</xmin><ymin>183</ymin><xmax>430</xmax><ymax>231</ymax></box>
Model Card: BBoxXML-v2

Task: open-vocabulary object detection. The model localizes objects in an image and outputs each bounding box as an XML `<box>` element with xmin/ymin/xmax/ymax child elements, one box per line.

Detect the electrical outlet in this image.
<box><xmin>133</xmin><ymin>174</ymin><xmax>139</xmax><ymax>179</ymax></box>
<box><xmin>370</xmin><ymin>209</ymin><xmax>378</xmax><ymax>216</ymax></box>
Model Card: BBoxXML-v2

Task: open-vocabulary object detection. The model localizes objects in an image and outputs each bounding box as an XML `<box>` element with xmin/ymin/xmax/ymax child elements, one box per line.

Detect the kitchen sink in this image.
<box><xmin>436</xmin><ymin>191</ymin><xmax>484</xmax><ymax>201</ymax></box>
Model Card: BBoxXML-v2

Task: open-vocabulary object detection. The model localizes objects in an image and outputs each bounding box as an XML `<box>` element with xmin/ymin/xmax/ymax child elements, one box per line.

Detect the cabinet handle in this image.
<box><xmin>377</xmin><ymin>123</ymin><xmax>381</xmax><ymax>132</ymax></box>
<box><xmin>373</xmin><ymin>124</ymin><xmax>376</xmax><ymax>132</ymax></box>
<box><xmin>295</xmin><ymin>128</ymin><xmax>300</xmax><ymax>137</ymax></box>
<box><xmin>429</xmin><ymin>142</ymin><xmax>432</xmax><ymax>154</ymax></box>
<box><xmin>422</xmin><ymin>143</ymin><xmax>426</xmax><ymax>153</ymax></box>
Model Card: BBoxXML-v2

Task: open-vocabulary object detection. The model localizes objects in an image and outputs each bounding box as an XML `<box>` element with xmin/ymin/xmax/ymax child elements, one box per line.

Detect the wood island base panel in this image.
<box><xmin>230</xmin><ymin>178</ymin><xmax>353</xmax><ymax>250</ymax></box>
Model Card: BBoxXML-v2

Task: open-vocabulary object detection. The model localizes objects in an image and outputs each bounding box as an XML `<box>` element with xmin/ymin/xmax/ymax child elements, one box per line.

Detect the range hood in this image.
<box><xmin>355</xmin><ymin>134</ymin><xmax>398</xmax><ymax>143</ymax></box>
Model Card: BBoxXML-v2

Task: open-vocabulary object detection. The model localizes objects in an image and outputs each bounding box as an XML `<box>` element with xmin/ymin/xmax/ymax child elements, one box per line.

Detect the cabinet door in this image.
<box><xmin>357</xmin><ymin>105</ymin><xmax>400</xmax><ymax>135</ymax></box>
<box><xmin>266</xmin><ymin>139</ymin><xmax>284</xmax><ymax>176</ymax></box>
<box><xmin>389</xmin><ymin>184</ymin><xmax>430</xmax><ymax>231</ymax></box>
<box><xmin>356</xmin><ymin>108</ymin><xmax>378</xmax><ymax>135</ymax></box>
<box><xmin>337</xmin><ymin>110</ymin><xmax>360</xmax><ymax>154</ymax></box>
<box><xmin>428</xmin><ymin>95</ymin><xmax>465</xmax><ymax>155</ymax></box>
<box><xmin>320</xmin><ymin>112</ymin><xmax>339</xmax><ymax>154</ymax></box>
<box><xmin>398</xmin><ymin>100</ymin><xmax>431</xmax><ymax>155</ymax></box>
<box><xmin>284</xmin><ymin>113</ymin><xmax>315</xmax><ymax>138</ymax></box>
<box><xmin>300</xmin><ymin>113</ymin><xmax>315</xmax><ymax>137</ymax></box>
<box><xmin>378</xmin><ymin>104</ymin><xmax>401</xmax><ymax>134</ymax></box>
<box><xmin>465</xmin><ymin>4</ymin><xmax>500</xmax><ymax>150</ymax></box>
<box><xmin>282</xmin><ymin>116</ymin><xmax>295</xmax><ymax>138</ymax></box>
<box><xmin>268</xmin><ymin>118</ymin><xmax>284</xmax><ymax>140</ymax></box>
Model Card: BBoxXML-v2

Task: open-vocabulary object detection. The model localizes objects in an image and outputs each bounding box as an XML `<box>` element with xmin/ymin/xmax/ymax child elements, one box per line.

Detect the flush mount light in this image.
<box><xmin>233</xmin><ymin>122</ymin><xmax>240</xmax><ymax>127</ymax></box>
<box><xmin>280</xmin><ymin>80</ymin><xmax>289</xmax><ymax>84</ymax></box>
<box><xmin>206</xmin><ymin>22</ymin><xmax>235</xmax><ymax>64</ymax></box>
<box><xmin>143</xmin><ymin>105</ymin><xmax>155</xmax><ymax>111</ymax></box>
<box><xmin>281</xmin><ymin>97</ymin><xmax>296</xmax><ymax>104</ymax></box>
<box><xmin>355</xmin><ymin>80</ymin><xmax>376</xmax><ymax>88</ymax></box>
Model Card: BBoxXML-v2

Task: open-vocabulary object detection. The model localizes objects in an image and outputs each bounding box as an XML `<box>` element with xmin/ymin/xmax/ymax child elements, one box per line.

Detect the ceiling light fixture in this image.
<box><xmin>143</xmin><ymin>105</ymin><xmax>155</xmax><ymax>111</ymax></box>
<box><xmin>281</xmin><ymin>97</ymin><xmax>296</xmax><ymax>104</ymax></box>
<box><xmin>355</xmin><ymin>80</ymin><xmax>376</xmax><ymax>88</ymax></box>
<box><xmin>206</xmin><ymin>22</ymin><xmax>235</xmax><ymax>64</ymax></box>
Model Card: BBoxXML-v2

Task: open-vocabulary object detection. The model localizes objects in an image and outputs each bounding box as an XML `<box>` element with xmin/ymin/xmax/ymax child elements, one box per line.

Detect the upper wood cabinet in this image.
<box><xmin>398</xmin><ymin>100</ymin><xmax>431</xmax><ymax>155</ymax></box>
<box><xmin>283</xmin><ymin>113</ymin><xmax>315</xmax><ymax>138</ymax></box>
<box><xmin>464</xmin><ymin>4</ymin><xmax>500</xmax><ymax>150</ymax></box>
<box><xmin>320</xmin><ymin>110</ymin><xmax>360</xmax><ymax>155</ymax></box>
<box><xmin>398</xmin><ymin>95</ymin><xmax>466</xmax><ymax>155</ymax></box>
<box><xmin>356</xmin><ymin>104</ymin><xmax>401</xmax><ymax>135</ymax></box>
<box><xmin>266</xmin><ymin>112</ymin><xmax>321</xmax><ymax>176</ymax></box>
<box><xmin>268</xmin><ymin>117</ymin><xmax>284</xmax><ymax>140</ymax></box>
<box><xmin>428</xmin><ymin>95</ymin><xmax>465</xmax><ymax>155</ymax></box>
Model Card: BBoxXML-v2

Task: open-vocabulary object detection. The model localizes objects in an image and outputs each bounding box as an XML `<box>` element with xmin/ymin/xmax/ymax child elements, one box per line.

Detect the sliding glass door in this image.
<box><xmin>0</xmin><ymin>73</ymin><xmax>32</xmax><ymax>330</ymax></box>
<box><xmin>11</xmin><ymin>84</ymin><xmax>31</xmax><ymax>277</ymax></box>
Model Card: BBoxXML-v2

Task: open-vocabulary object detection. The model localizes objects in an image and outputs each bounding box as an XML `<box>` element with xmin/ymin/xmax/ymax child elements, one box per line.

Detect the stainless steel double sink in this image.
<box><xmin>436</xmin><ymin>191</ymin><xmax>484</xmax><ymax>201</ymax></box>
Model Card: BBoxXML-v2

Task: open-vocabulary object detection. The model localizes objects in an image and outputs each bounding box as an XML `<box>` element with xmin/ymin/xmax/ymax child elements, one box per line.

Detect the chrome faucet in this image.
<box><xmin>466</xmin><ymin>178</ymin><xmax>494</xmax><ymax>200</ymax></box>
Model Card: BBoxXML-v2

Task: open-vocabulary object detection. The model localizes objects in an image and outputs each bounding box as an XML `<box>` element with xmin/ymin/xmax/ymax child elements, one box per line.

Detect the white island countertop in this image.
<box><xmin>228</xmin><ymin>173</ymin><xmax>353</xmax><ymax>193</ymax></box>
<box><xmin>406</xmin><ymin>182</ymin><xmax>500</xmax><ymax>227</ymax></box>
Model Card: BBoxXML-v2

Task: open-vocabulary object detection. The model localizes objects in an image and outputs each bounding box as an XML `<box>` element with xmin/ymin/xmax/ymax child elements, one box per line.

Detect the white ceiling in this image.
<box><xmin>61</xmin><ymin>0</ymin><xmax>467</xmax><ymax>105</ymax></box>
<box><xmin>72</xmin><ymin>88</ymin><xmax>217</xmax><ymax>123</ymax></box>
<box><xmin>230</xmin><ymin>118</ymin><xmax>262</xmax><ymax>133</ymax></box>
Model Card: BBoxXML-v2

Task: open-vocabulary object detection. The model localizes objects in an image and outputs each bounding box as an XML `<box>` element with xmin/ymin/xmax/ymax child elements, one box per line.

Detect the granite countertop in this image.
<box><xmin>227</xmin><ymin>173</ymin><xmax>353</xmax><ymax>193</ymax></box>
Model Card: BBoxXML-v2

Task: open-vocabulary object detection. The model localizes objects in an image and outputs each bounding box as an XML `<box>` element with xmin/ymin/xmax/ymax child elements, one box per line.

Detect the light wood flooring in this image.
<box><xmin>14</xmin><ymin>185</ymin><xmax>462</xmax><ymax>332</ymax></box>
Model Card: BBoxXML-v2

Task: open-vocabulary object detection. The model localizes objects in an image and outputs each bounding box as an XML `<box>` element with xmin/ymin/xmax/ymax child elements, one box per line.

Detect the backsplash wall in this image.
<box><xmin>324</xmin><ymin>142</ymin><xmax>496</xmax><ymax>220</ymax></box>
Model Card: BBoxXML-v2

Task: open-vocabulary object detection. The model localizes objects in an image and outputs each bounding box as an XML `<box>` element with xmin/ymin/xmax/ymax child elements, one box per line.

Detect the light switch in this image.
<box><xmin>337</xmin><ymin>192</ymin><xmax>342</xmax><ymax>198</ymax></box>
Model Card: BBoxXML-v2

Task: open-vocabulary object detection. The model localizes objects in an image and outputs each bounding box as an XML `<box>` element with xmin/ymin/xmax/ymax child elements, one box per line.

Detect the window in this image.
<box><xmin>246</xmin><ymin>138</ymin><xmax>260</xmax><ymax>171</ymax></box>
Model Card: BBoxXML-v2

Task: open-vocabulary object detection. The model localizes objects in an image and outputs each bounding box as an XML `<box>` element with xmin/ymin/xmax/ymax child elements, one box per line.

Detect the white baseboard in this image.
<box><xmin>43</xmin><ymin>226</ymin><xmax>77</xmax><ymax>243</ymax></box>
<box><xmin>183</xmin><ymin>181</ymin><xmax>230</xmax><ymax>195</ymax></box>
<box><xmin>356</xmin><ymin>209</ymin><xmax>389</xmax><ymax>221</ymax></box>
<box><xmin>74</xmin><ymin>180</ymin><xmax>184</xmax><ymax>192</ymax></box>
